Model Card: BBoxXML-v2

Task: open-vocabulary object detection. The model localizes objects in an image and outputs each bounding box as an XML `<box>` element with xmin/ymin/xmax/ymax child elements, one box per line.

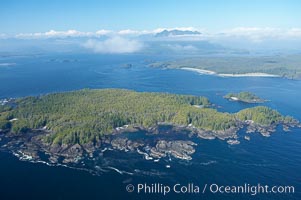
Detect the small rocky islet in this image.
<box><xmin>224</xmin><ymin>91</ymin><xmax>267</xmax><ymax>104</ymax></box>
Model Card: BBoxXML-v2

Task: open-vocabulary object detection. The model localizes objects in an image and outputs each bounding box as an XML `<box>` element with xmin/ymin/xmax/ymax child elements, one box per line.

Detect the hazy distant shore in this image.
<box><xmin>0</xmin><ymin>63</ymin><xmax>16</xmax><ymax>67</ymax></box>
<box><xmin>181</xmin><ymin>67</ymin><xmax>280</xmax><ymax>78</ymax></box>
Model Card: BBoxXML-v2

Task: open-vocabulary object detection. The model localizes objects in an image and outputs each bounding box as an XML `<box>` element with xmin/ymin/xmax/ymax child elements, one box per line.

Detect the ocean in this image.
<box><xmin>0</xmin><ymin>53</ymin><xmax>300</xmax><ymax>200</ymax></box>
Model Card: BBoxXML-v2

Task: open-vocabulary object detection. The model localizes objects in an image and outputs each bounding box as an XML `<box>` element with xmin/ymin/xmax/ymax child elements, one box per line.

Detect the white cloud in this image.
<box><xmin>217</xmin><ymin>27</ymin><xmax>301</xmax><ymax>42</ymax></box>
<box><xmin>12</xmin><ymin>27</ymin><xmax>203</xmax><ymax>39</ymax></box>
<box><xmin>219</xmin><ymin>27</ymin><xmax>279</xmax><ymax>42</ymax></box>
<box><xmin>16</xmin><ymin>29</ymin><xmax>95</xmax><ymax>38</ymax></box>
<box><xmin>95</xmin><ymin>29</ymin><xmax>112</xmax><ymax>36</ymax></box>
<box><xmin>165</xmin><ymin>44</ymin><xmax>198</xmax><ymax>51</ymax></box>
<box><xmin>285</xmin><ymin>28</ymin><xmax>301</xmax><ymax>38</ymax></box>
<box><xmin>0</xmin><ymin>33</ymin><xmax>7</xmax><ymax>39</ymax></box>
<box><xmin>118</xmin><ymin>29</ymin><xmax>140</xmax><ymax>35</ymax></box>
<box><xmin>82</xmin><ymin>36</ymin><xmax>143</xmax><ymax>54</ymax></box>
<box><xmin>6</xmin><ymin>27</ymin><xmax>301</xmax><ymax>44</ymax></box>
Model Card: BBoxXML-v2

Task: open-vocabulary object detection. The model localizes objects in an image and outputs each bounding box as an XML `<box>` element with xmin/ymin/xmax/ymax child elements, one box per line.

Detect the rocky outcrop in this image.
<box><xmin>0</xmin><ymin>120</ymin><xmax>300</xmax><ymax>168</ymax></box>
<box><xmin>111</xmin><ymin>138</ymin><xmax>144</xmax><ymax>151</ymax></box>
<box><xmin>150</xmin><ymin>140</ymin><xmax>196</xmax><ymax>160</ymax></box>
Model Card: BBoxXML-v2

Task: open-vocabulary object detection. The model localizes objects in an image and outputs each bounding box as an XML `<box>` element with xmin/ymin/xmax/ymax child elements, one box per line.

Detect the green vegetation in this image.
<box><xmin>236</xmin><ymin>106</ymin><xmax>296</xmax><ymax>126</ymax></box>
<box><xmin>224</xmin><ymin>92</ymin><xmax>266</xmax><ymax>103</ymax></box>
<box><xmin>0</xmin><ymin>107</ymin><xmax>12</xmax><ymax>130</ymax></box>
<box><xmin>0</xmin><ymin>89</ymin><xmax>294</xmax><ymax>145</ymax></box>
<box><xmin>150</xmin><ymin>55</ymin><xmax>301</xmax><ymax>79</ymax></box>
<box><xmin>236</xmin><ymin>106</ymin><xmax>281</xmax><ymax>126</ymax></box>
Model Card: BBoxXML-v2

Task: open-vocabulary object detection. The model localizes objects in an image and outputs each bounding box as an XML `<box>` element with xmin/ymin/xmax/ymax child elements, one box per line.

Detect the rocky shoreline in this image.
<box><xmin>0</xmin><ymin>119</ymin><xmax>300</xmax><ymax>169</ymax></box>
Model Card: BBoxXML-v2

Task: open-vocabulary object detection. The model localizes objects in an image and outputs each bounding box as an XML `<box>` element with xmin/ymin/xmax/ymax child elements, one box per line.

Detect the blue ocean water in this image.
<box><xmin>0</xmin><ymin>54</ymin><xmax>300</xmax><ymax>200</ymax></box>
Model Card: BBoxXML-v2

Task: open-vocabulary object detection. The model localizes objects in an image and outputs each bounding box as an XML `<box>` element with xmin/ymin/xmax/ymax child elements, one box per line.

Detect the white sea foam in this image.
<box><xmin>106</xmin><ymin>166</ymin><xmax>134</xmax><ymax>175</ymax></box>
<box><xmin>200</xmin><ymin>160</ymin><xmax>217</xmax><ymax>166</ymax></box>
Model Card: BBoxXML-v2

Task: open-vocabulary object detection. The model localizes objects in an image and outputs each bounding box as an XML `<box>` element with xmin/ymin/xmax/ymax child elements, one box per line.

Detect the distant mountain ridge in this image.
<box><xmin>155</xmin><ymin>29</ymin><xmax>201</xmax><ymax>37</ymax></box>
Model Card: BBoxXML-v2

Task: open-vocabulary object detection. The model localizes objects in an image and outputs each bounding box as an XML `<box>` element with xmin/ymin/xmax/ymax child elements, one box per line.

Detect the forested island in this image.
<box><xmin>0</xmin><ymin>89</ymin><xmax>300</xmax><ymax>166</ymax></box>
<box><xmin>224</xmin><ymin>92</ymin><xmax>266</xmax><ymax>103</ymax></box>
<box><xmin>149</xmin><ymin>55</ymin><xmax>301</xmax><ymax>79</ymax></box>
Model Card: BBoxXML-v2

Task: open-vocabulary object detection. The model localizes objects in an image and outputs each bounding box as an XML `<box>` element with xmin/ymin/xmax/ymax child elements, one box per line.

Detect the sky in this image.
<box><xmin>0</xmin><ymin>0</ymin><xmax>301</xmax><ymax>34</ymax></box>
<box><xmin>1</xmin><ymin>0</ymin><xmax>301</xmax><ymax>53</ymax></box>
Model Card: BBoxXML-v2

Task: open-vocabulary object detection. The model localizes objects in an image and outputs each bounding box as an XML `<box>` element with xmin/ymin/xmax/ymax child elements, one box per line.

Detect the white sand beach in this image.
<box><xmin>219</xmin><ymin>73</ymin><xmax>280</xmax><ymax>77</ymax></box>
<box><xmin>181</xmin><ymin>67</ymin><xmax>217</xmax><ymax>75</ymax></box>
<box><xmin>181</xmin><ymin>67</ymin><xmax>279</xmax><ymax>78</ymax></box>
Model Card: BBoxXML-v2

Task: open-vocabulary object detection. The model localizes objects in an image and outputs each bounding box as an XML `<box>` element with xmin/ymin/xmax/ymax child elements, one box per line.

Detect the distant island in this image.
<box><xmin>224</xmin><ymin>92</ymin><xmax>267</xmax><ymax>103</ymax></box>
<box><xmin>149</xmin><ymin>55</ymin><xmax>301</xmax><ymax>79</ymax></box>
<box><xmin>155</xmin><ymin>29</ymin><xmax>201</xmax><ymax>37</ymax></box>
<box><xmin>0</xmin><ymin>89</ymin><xmax>299</xmax><ymax>166</ymax></box>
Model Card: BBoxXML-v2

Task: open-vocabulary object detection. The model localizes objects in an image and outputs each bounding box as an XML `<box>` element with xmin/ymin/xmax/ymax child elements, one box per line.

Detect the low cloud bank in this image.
<box><xmin>83</xmin><ymin>36</ymin><xmax>143</xmax><ymax>54</ymax></box>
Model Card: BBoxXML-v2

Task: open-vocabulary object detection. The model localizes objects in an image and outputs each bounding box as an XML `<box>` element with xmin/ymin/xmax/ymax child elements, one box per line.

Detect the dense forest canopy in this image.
<box><xmin>0</xmin><ymin>89</ymin><xmax>294</xmax><ymax>145</ymax></box>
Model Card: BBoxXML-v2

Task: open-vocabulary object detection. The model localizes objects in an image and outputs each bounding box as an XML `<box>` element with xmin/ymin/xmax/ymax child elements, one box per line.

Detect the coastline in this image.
<box><xmin>181</xmin><ymin>67</ymin><xmax>217</xmax><ymax>75</ymax></box>
<box><xmin>0</xmin><ymin>117</ymin><xmax>299</xmax><ymax>178</ymax></box>
<box><xmin>181</xmin><ymin>67</ymin><xmax>280</xmax><ymax>78</ymax></box>
<box><xmin>219</xmin><ymin>73</ymin><xmax>280</xmax><ymax>77</ymax></box>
